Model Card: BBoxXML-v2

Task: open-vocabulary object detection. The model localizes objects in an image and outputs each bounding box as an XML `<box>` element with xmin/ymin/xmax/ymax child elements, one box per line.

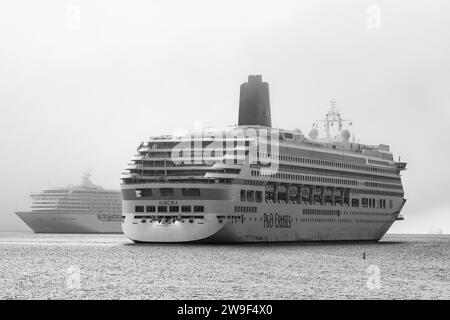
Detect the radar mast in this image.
<box><xmin>81</xmin><ymin>171</ymin><xmax>99</xmax><ymax>189</ymax></box>
<box><xmin>310</xmin><ymin>101</ymin><xmax>353</xmax><ymax>142</ymax></box>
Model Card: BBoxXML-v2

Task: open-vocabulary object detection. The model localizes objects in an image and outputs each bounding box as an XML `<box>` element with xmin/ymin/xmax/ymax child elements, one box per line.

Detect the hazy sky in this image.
<box><xmin>1</xmin><ymin>0</ymin><xmax>449</xmax><ymax>233</ymax></box>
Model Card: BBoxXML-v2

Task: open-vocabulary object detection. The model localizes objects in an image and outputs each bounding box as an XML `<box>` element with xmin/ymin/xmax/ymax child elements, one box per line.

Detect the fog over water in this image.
<box><xmin>0</xmin><ymin>0</ymin><xmax>449</xmax><ymax>233</ymax></box>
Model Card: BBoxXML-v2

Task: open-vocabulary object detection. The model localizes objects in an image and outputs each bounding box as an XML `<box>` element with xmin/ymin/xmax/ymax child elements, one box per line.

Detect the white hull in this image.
<box><xmin>122</xmin><ymin>202</ymin><xmax>399</xmax><ymax>243</ymax></box>
<box><xmin>16</xmin><ymin>212</ymin><xmax>122</xmax><ymax>234</ymax></box>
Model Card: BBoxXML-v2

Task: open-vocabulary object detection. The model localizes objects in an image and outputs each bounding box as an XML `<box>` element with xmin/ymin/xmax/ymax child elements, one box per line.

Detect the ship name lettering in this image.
<box><xmin>158</xmin><ymin>200</ymin><xmax>178</xmax><ymax>205</ymax></box>
<box><xmin>275</xmin><ymin>214</ymin><xmax>292</xmax><ymax>228</ymax></box>
<box><xmin>263</xmin><ymin>213</ymin><xmax>291</xmax><ymax>228</ymax></box>
<box><xmin>263</xmin><ymin>213</ymin><xmax>273</xmax><ymax>228</ymax></box>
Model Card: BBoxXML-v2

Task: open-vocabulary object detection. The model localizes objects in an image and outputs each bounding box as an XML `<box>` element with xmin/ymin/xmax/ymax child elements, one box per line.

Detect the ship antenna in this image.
<box><xmin>326</xmin><ymin>100</ymin><xmax>338</xmax><ymax>138</ymax></box>
<box><xmin>330</xmin><ymin>100</ymin><xmax>337</xmax><ymax>113</ymax></box>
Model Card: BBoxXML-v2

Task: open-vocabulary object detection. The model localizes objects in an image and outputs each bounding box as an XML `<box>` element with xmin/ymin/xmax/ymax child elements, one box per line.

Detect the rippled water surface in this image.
<box><xmin>0</xmin><ymin>232</ymin><xmax>449</xmax><ymax>299</ymax></box>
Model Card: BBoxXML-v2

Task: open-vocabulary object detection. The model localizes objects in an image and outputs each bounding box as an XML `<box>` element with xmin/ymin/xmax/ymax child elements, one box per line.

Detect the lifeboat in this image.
<box><xmin>313</xmin><ymin>187</ymin><xmax>322</xmax><ymax>195</ymax></box>
<box><xmin>288</xmin><ymin>185</ymin><xmax>298</xmax><ymax>197</ymax></box>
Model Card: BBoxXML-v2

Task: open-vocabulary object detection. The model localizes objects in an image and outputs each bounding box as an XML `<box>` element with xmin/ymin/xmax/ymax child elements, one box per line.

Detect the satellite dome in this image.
<box><xmin>340</xmin><ymin>129</ymin><xmax>351</xmax><ymax>141</ymax></box>
<box><xmin>309</xmin><ymin>128</ymin><xmax>319</xmax><ymax>139</ymax></box>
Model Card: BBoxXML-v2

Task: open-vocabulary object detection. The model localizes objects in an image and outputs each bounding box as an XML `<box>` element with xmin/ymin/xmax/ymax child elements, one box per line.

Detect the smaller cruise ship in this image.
<box><xmin>16</xmin><ymin>173</ymin><xmax>122</xmax><ymax>233</ymax></box>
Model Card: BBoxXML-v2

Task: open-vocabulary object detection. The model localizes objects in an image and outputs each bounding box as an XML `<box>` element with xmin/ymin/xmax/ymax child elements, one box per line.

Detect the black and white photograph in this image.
<box><xmin>0</xmin><ymin>0</ymin><xmax>449</xmax><ymax>307</ymax></box>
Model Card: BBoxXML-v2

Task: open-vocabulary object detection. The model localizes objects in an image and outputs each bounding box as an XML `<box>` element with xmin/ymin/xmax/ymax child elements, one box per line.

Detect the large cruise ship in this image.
<box><xmin>16</xmin><ymin>173</ymin><xmax>122</xmax><ymax>233</ymax></box>
<box><xmin>121</xmin><ymin>75</ymin><xmax>407</xmax><ymax>243</ymax></box>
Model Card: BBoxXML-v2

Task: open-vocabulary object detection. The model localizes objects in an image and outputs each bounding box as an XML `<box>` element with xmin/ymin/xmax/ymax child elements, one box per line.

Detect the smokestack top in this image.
<box><xmin>248</xmin><ymin>75</ymin><xmax>263</xmax><ymax>84</ymax></box>
<box><xmin>238</xmin><ymin>75</ymin><xmax>272</xmax><ymax>127</ymax></box>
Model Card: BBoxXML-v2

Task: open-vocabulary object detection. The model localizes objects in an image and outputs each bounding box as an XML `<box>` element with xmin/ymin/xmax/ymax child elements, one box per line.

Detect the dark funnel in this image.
<box><xmin>238</xmin><ymin>75</ymin><xmax>272</xmax><ymax>127</ymax></box>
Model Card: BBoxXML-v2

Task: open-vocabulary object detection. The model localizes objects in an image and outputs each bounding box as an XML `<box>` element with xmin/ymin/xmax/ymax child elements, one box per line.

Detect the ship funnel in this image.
<box><xmin>238</xmin><ymin>75</ymin><xmax>272</xmax><ymax>127</ymax></box>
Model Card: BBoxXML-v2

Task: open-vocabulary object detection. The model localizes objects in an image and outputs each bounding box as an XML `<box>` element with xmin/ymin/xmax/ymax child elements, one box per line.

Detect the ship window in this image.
<box><xmin>351</xmin><ymin>199</ymin><xmax>359</xmax><ymax>207</ymax></box>
<box><xmin>160</xmin><ymin>188</ymin><xmax>174</xmax><ymax>196</ymax></box>
<box><xmin>136</xmin><ymin>189</ymin><xmax>152</xmax><ymax>197</ymax></box>
<box><xmin>169</xmin><ymin>206</ymin><xmax>179</xmax><ymax>213</ymax></box>
<box><xmin>181</xmin><ymin>205</ymin><xmax>191</xmax><ymax>212</ymax></box>
<box><xmin>240</xmin><ymin>190</ymin><xmax>246</xmax><ymax>202</ymax></box>
<box><xmin>193</xmin><ymin>206</ymin><xmax>204</xmax><ymax>213</ymax></box>
<box><xmin>182</xmin><ymin>188</ymin><xmax>201</xmax><ymax>197</ymax></box>
<box><xmin>247</xmin><ymin>190</ymin><xmax>254</xmax><ymax>202</ymax></box>
<box><xmin>135</xmin><ymin>206</ymin><xmax>144</xmax><ymax>213</ymax></box>
<box><xmin>255</xmin><ymin>191</ymin><xmax>262</xmax><ymax>203</ymax></box>
<box><xmin>362</xmin><ymin>198</ymin><xmax>368</xmax><ymax>208</ymax></box>
<box><xmin>389</xmin><ymin>200</ymin><xmax>393</xmax><ymax>209</ymax></box>
<box><xmin>146</xmin><ymin>205</ymin><xmax>156</xmax><ymax>212</ymax></box>
<box><xmin>158</xmin><ymin>206</ymin><xmax>167</xmax><ymax>212</ymax></box>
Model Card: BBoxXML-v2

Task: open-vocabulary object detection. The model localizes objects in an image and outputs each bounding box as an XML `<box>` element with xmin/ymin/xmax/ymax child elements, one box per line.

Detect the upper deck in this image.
<box><xmin>121</xmin><ymin>76</ymin><xmax>406</xmax><ymax>198</ymax></box>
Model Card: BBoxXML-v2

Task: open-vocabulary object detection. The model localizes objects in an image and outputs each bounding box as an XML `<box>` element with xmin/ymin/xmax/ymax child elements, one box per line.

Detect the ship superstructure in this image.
<box><xmin>121</xmin><ymin>75</ymin><xmax>407</xmax><ymax>243</ymax></box>
<box><xmin>16</xmin><ymin>173</ymin><xmax>122</xmax><ymax>233</ymax></box>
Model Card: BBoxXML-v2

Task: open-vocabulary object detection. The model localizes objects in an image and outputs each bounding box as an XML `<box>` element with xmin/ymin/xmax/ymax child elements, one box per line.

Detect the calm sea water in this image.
<box><xmin>0</xmin><ymin>232</ymin><xmax>449</xmax><ymax>299</ymax></box>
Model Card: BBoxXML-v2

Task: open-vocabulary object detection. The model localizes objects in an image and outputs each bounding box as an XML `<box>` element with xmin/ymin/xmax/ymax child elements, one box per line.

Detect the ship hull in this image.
<box><xmin>124</xmin><ymin>218</ymin><xmax>394</xmax><ymax>243</ymax></box>
<box><xmin>122</xmin><ymin>203</ymin><xmax>400</xmax><ymax>243</ymax></box>
<box><xmin>15</xmin><ymin>212</ymin><xmax>122</xmax><ymax>234</ymax></box>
